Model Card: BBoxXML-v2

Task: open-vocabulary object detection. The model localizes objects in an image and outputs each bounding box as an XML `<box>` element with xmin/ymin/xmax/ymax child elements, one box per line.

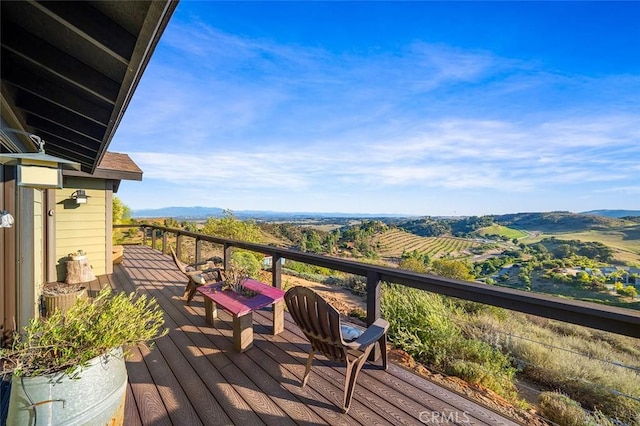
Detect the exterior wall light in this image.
<box><xmin>0</xmin><ymin>128</ymin><xmax>81</xmax><ymax>189</ymax></box>
<box><xmin>71</xmin><ymin>189</ymin><xmax>89</xmax><ymax>205</ymax></box>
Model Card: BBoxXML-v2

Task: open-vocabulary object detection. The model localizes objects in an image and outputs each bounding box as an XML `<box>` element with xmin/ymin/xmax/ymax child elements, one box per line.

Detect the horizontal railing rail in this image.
<box><xmin>114</xmin><ymin>223</ymin><xmax>640</xmax><ymax>339</ymax></box>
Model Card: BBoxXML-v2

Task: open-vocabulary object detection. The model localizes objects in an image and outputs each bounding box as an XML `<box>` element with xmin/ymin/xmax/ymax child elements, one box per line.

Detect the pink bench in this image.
<box><xmin>196</xmin><ymin>279</ymin><xmax>285</xmax><ymax>352</ymax></box>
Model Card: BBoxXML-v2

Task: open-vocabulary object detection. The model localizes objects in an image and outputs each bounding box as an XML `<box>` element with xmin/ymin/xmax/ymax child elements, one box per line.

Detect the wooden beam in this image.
<box><xmin>0</xmin><ymin>167</ymin><xmax>18</xmax><ymax>346</ymax></box>
<box><xmin>176</xmin><ymin>234</ymin><xmax>183</xmax><ymax>260</ymax></box>
<box><xmin>32</xmin><ymin>1</ymin><xmax>136</xmax><ymax>63</ymax></box>
<box><xmin>151</xmin><ymin>228</ymin><xmax>156</xmax><ymax>251</ymax></box>
<box><xmin>2</xmin><ymin>63</ymin><xmax>112</xmax><ymax>124</ymax></box>
<box><xmin>195</xmin><ymin>238</ymin><xmax>202</xmax><ymax>264</ymax></box>
<box><xmin>95</xmin><ymin>0</ymin><xmax>178</xmax><ymax>172</ymax></box>
<box><xmin>162</xmin><ymin>231</ymin><xmax>168</xmax><ymax>255</ymax></box>
<box><xmin>105</xmin><ymin>182</ymin><xmax>113</xmax><ymax>275</ymax></box>
<box><xmin>367</xmin><ymin>271</ymin><xmax>382</xmax><ymax>361</ymax></box>
<box><xmin>16</xmin><ymin>92</ymin><xmax>107</xmax><ymax>141</ymax></box>
<box><xmin>224</xmin><ymin>244</ymin><xmax>232</xmax><ymax>272</ymax></box>
<box><xmin>272</xmin><ymin>253</ymin><xmax>282</xmax><ymax>289</ymax></box>
<box><xmin>1</xmin><ymin>24</ymin><xmax>120</xmax><ymax>104</ymax></box>
<box><xmin>45</xmin><ymin>189</ymin><xmax>56</xmax><ymax>282</ymax></box>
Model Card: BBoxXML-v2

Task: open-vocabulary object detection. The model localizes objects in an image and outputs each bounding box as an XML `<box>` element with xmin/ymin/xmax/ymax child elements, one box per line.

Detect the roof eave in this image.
<box><xmin>93</xmin><ymin>0</ymin><xmax>179</xmax><ymax>173</ymax></box>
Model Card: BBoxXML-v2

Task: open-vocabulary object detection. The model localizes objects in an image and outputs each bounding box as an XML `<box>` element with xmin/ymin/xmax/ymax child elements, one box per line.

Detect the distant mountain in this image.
<box><xmin>132</xmin><ymin>206</ymin><xmax>409</xmax><ymax>220</ymax></box>
<box><xmin>133</xmin><ymin>206</ymin><xmax>225</xmax><ymax>218</ymax></box>
<box><xmin>582</xmin><ymin>209</ymin><xmax>640</xmax><ymax>218</ymax></box>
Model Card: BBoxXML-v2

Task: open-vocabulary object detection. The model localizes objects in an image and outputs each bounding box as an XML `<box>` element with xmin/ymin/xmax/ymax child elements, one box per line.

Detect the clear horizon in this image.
<box><xmin>111</xmin><ymin>1</ymin><xmax>640</xmax><ymax>216</ymax></box>
<box><xmin>131</xmin><ymin>205</ymin><xmax>636</xmax><ymax>219</ymax></box>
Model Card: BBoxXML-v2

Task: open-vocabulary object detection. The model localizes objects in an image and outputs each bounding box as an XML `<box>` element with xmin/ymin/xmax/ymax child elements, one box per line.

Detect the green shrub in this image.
<box><xmin>615</xmin><ymin>283</ymin><xmax>638</xmax><ymax>298</ymax></box>
<box><xmin>381</xmin><ymin>284</ymin><xmax>516</xmax><ymax>398</ymax></box>
<box><xmin>230</xmin><ymin>251</ymin><xmax>262</xmax><ymax>278</ymax></box>
<box><xmin>285</xmin><ymin>261</ymin><xmax>333</xmax><ymax>276</ymax></box>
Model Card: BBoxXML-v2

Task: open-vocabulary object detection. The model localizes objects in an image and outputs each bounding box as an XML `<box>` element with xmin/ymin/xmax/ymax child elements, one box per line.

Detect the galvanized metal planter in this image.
<box><xmin>7</xmin><ymin>347</ymin><xmax>127</xmax><ymax>426</ymax></box>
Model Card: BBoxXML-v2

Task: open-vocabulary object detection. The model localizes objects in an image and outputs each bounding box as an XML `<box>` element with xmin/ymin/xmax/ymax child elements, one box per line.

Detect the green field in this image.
<box><xmin>475</xmin><ymin>224</ymin><xmax>528</xmax><ymax>240</ymax></box>
<box><xmin>373</xmin><ymin>229</ymin><xmax>480</xmax><ymax>259</ymax></box>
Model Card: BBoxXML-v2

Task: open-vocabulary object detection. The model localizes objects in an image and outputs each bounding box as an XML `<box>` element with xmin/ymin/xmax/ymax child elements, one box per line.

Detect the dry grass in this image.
<box><xmin>537</xmin><ymin>392</ymin><xmax>618</xmax><ymax>426</ymax></box>
<box><xmin>527</xmin><ymin>228</ymin><xmax>640</xmax><ymax>265</ymax></box>
<box><xmin>464</xmin><ymin>311</ymin><xmax>640</xmax><ymax>422</ymax></box>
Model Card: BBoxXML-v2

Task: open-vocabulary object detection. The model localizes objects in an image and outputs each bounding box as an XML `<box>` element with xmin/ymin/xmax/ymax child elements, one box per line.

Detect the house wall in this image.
<box><xmin>15</xmin><ymin>187</ymin><xmax>45</xmax><ymax>329</ymax></box>
<box><xmin>33</xmin><ymin>189</ymin><xmax>44</xmax><ymax>316</ymax></box>
<box><xmin>55</xmin><ymin>177</ymin><xmax>108</xmax><ymax>282</ymax></box>
<box><xmin>0</xmin><ymin>166</ymin><xmax>17</xmax><ymax>345</ymax></box>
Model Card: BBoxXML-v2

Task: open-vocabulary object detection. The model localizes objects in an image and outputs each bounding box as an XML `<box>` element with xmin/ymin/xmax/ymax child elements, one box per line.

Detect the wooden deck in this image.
<box><xmin>110</xmin><ymin>245</ymin><xmax>519</xmax><ymax>425</ymax></box>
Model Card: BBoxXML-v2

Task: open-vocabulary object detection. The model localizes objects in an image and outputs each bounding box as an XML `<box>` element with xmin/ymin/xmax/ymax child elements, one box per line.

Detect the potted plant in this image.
<box><xmin>0</xmin><ymin>288</ymin><xmax>167</xmax><ymax>425</ymax></box>
<box><xmin>223</xmin><ymin>266</ymin><xmax>258</xmax><ymax>298</ymax></box>
<box><xmin>42</xmin><ymin>282</ymin><xmax>87</xmax><ymax>317</ymax></box>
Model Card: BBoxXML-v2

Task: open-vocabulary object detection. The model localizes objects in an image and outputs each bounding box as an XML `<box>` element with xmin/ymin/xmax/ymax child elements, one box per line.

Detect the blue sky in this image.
<box><xmin>110</xmin><ymin>1</ymin><xmax>640</xmax><ymax>216</ymax></box>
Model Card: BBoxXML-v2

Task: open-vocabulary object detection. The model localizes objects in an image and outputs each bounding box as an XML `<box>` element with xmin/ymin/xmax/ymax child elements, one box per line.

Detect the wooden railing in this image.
<box><xmin>115</xmin><ymin>224</ymin><xmax>640</xmax><ymax>339</ymax></box>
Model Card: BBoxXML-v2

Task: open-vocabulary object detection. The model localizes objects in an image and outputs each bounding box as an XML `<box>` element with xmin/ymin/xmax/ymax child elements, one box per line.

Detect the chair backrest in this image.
<box><xmin>170</xmin><ymin>246</ymin><xmax>193</xmax><ymax>275</ymax></box>
<box><xmin>285</xmin><ymin>286</ymin><xmax>348</xmax><ymax>363</ymax></box>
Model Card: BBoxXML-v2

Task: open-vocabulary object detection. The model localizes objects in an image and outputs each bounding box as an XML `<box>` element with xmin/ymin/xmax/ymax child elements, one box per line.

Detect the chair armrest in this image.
<box><xmin>185</xmin><ymin>267</ymin><xmax>222</xmax><ymax>275</ymax></box>
<box><xmin>345</xmin><ymin>318</ymin><xmax>389</xmax><ymax>350</ymax></box>
<box><xmin>201</xmin><ymin>267</ymin><xmax>223</xmax><ymax>274</ymax></box>
<box><xmin>190</xmin><ymin>268</ymin><xmax>224</xmax><ymax>284</ymax></box>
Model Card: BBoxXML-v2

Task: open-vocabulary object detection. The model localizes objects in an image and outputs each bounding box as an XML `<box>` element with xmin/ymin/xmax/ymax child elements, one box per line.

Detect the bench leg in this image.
<box><xmin>272</xmin><ymin>301</ymin><xmax>284</xmax><ymax>335</ymax></box>
<box><xmin>233</xmin><ymin>313</ymin><xmax>253</xmax><ymax>352</ymax></box>
<box><xmin>204</xmin><ymin>299</ymin><xmax>218</xmax><ymax>325</ymax></box>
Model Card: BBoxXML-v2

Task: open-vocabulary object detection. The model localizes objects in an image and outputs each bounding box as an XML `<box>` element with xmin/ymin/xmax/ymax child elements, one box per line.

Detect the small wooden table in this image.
<box><xmin>196</xmin><ymin>279</ymin><xmax>285</xmax><ymax>352</ymax></box>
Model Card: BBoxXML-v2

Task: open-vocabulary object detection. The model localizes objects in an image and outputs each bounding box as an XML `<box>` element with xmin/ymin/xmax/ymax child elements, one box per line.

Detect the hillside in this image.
<box><xmin>474</xmin><ymin>224</ymin><xmax>528</xmax><ymax>240</ymax></box>
<box><xmin>582</xmin><ymin>209</ymin><xmax>640</xmax><ymax>218</ymax></box>
<box><xmin>372</xmin><ymin>229</ymin><xmax>480</xmax><ymax>260</ymax></box>
<box><xmin>494</xmin><ymin>211</ymin><xmax>632</xmax><ymax>232</ymax></box>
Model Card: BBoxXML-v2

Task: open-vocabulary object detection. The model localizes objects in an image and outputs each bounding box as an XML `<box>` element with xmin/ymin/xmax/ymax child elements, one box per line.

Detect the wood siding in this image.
<box><xmin>16</xmin><ymin>187</ymin><xmax>44</xmax><ymax>328</ymax></box>
<box><xmin>55</xmin><ymin>177</ymin><xmax>107</xmax><ymax>281</ymax></box>
<box><xmin>0</xmin><ymin>166</ymin><xmax>17</xmax><ymax>345</ymax></box>
<box><xmin>32</xmin><ymin>189</ymin><xmax>44</xmax><ymax>319</ymax></box>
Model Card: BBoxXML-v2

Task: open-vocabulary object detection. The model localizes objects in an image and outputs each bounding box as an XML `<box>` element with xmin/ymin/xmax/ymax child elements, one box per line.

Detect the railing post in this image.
<box><xmin>151</xmin><ymin>227</ymin><xmax>157</xmax><ymax>251</ymax></box>
<box><xmin>224</xmin><ymin>243</ymin><xmax>232</xmax><ymax>271</ymax></box>
<box><xmin>195</xmin><ymin>238</ymin><xmax>202</xmax><ymax>263</ymax></box>
<box><xmin>272</xmin><ymin>253</ymin><xmax>282</xmax><ymax>289</ymax></box>
<box><xmin>176</xmin><ymin>233</ymin><xmax>182</xmax><ymax>259</ymax></box>
<box><xmin>142</xmin><ymin>226</ymin><xmax>147</xmax><ymax>247</ymax></box>
<box><xmin>162</xmin><ymin>230</ymin><xmax>168</xmax><ymax>255</ymax></box>
<box><xmin>367</xmin><ymin>270</ymin><xmax>382</xmax><ymax>361</ymax></box>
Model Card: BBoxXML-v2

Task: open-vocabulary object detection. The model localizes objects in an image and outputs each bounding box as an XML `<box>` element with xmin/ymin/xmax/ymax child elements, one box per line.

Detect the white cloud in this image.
<box><xmin>126</xmin><ymin>110</ymin><xmax>638</xmax><ymax>201</ymax></box>
<box><xmin>111</xmin><ymin>14</ymin><xmax>640</xmax><ymax>214</ymax></box>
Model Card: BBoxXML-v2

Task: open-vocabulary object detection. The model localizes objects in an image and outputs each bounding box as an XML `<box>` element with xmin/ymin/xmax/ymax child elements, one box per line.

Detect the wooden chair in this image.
<box><xmin>284</xmin><ymin>286</ymin><xmax>389</xmax><ymax>413</ymax></box>
<box><xmin>169</xmin><ymin>246</ymin><xmax>224</xmax><ymax>304</ymax></box>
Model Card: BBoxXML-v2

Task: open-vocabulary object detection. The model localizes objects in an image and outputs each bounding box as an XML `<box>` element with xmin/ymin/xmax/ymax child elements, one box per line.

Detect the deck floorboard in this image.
<box><xmin>111</xmin><ymin>245</ymin><xmax>519</xmax><ymax>426</ymax></box>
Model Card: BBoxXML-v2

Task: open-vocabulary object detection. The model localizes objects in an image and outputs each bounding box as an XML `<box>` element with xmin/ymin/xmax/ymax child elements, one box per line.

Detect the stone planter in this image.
<box><xmin>43</xmin><ymin>287</ymin><xmax>87</xmax><ymax>317</ymax></box>
<box><xmin>7</xmin><ymin>347</ymin><xmax>127</xmax><ymax>426</ymax></box>
<box><xmin>65</xmin><ymin>257</ymin><xmax>96</xmax><ymax>284</ymax></box>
